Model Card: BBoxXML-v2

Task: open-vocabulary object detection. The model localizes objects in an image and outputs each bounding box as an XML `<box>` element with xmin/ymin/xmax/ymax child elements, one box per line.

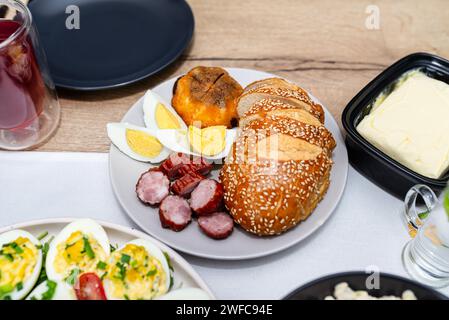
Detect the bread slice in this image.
<box><xmin>243</xmin><ymin>77</ymin><xmax>300</xmax><ymax>93</ymax></box>
<box><xmin>239</xmin><ymin>98</ymin><xmax>322</xmax><ymax>127</ymax></box>
<box><xmin>237</xmin><ymin>87</ymin><xmax>324</xmax><ymax>123</ymax></box>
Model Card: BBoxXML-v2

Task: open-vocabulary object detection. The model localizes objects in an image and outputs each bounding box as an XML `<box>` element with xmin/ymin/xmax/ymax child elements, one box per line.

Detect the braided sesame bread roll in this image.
<box><xmin>221</xmin><ymin>118</ymin><xmax>333</xmax><ymax>236</ymax></box>
<box><xmin>221</xmin><ymin>78</ymin><xmax>335</xmax><ymax>236</ymax></box>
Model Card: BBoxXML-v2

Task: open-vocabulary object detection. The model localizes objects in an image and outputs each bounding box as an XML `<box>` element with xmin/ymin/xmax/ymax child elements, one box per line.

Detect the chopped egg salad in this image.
<box><xmin>0</xmin><ymin>219</ymin><xmax>211</xmax><ymax>300</ymax></box>
<box><xmin>108</xmin><ymin>90</ymin><xmax>237</xmax><ymax>162</ymax></box>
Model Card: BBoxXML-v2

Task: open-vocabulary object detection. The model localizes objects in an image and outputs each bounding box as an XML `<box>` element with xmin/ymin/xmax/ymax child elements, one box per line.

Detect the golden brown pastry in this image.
<box><xmin>220</xmin><ymin>79</ymin><xmax>335</xmax><ymax>236</ymax></box>
<box><xmin>172</xmin><ymin>66</ymin><xmax>243</xmax><ymax>128</ymax></box>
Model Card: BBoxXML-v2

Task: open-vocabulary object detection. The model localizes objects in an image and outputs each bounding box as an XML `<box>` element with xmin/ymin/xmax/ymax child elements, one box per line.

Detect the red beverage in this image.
<box><xmin>0</xmin><ymin>20</ymin><xmax>46</xmax><ymax>130</ymax></box>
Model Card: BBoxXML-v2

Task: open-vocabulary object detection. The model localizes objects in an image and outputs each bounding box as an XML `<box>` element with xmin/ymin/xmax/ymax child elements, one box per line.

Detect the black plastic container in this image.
<box><xmin>283</xmin><ymin>272</ymin><xmax>447</xmax><ymax>300</ymax></box>
<box><xmin>342</xmin><ymin>52</ymin><xmax>449</xmax><ymax>199</ymax></box>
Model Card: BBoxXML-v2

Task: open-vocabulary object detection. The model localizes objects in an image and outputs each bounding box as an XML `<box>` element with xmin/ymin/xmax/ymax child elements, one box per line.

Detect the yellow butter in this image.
<box><xmin>357</xmin><ymin>71</ymin><xmax>449</xmax><ymax>179</ymax></box>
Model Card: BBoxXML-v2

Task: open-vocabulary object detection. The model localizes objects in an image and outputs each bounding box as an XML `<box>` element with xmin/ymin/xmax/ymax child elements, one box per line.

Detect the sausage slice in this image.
<box><xmin>171</xmin><ymin>171</ymin><xmax>205</xmax><ymax>197</ymax></box>
<box><xmin>190</xmin><ymin>179</ymin><xmax>224</xmax><ymax>215</ymax></box>
<box><xmin>198</xmin><ymin>212</ymin><xmax>234</xmax><ymax>239</ymax></box>
<box><xmin>136</xmin><ymin>168</ymin><xmax>170</xmax><ymax>205</ymax></box>
<box><xmin>159</xmin><ymin>195</ymin><xmax>192</xmax><ymax>231</ymax></box>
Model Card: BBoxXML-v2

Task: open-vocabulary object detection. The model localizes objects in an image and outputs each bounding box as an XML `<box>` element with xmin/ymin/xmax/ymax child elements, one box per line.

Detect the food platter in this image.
<box><xmin>0</xmin><ymin>218</ymin><xmax>214</xmax><ymax>299</ymax></box>
<box><xmin>109</xmin><ymin>68</ymin><xmax>348</xmax><ymax>260</ymax></box>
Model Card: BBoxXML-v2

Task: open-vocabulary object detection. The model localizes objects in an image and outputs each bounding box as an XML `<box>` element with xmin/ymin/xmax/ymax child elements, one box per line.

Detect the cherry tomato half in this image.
<box><xmin>74</xmin><ymin>273</ymin><xmax>107</xmax><ymax>300</ymax></box>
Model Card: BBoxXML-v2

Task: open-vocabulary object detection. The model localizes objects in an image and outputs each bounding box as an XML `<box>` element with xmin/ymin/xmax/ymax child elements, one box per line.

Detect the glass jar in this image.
<box><xmin>0</xmin><ymin>0</ymin><xmax>60</xmax><ymax>150</ymax></box>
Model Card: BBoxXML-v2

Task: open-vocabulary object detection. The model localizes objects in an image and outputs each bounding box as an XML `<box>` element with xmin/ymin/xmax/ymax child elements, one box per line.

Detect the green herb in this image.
<box><xmin>1</xmin><ymin>252</ymin><xmax>13</xmax><ymax>262</ymax></box>
<box><xmin>41</xmin><ymin>280</ymin><xmax>57</xmax><ymax>300</ymax></box>
<box><xmin>97</xmin><ymin>261</ymin><xmax>107</xmax><ymax>270</ymax></box>
<box><xmin>124</xmin><ymin>294</ymin><xmax>130</xmax><ymax>300</ymax></box>
<box><xmin>100</xmin><ymin>271</ymin><xmax>108</xmax><ymax>281</ymax></box>
<box><xmin>65</xmin><ymin>242</ymin><xmax>76</xmax><ymax>250</ymax></box>
<box><xmin>121</xmin><ymin>254</ymin><xmax>131</xmax><ymax>264</ymax></box>
<box><xmin>82</xmin><ymin>236</ymin><xmax>95</xmax><ymax>259</ymax></box>
<box><xmin>444</xmin><ymin>190</ymin><xmax>449</xmax><ymax>220</ymax></box>
<box><xmin>0</xmin><ymin>284</ymin><xmax>14</xmax><ymax>299</ymax></box>
<box><xmin>131</xmin><ymin>260</ymin><xmax>138</xmax><ymax>268</ymax></box>
<box><xmin>37</xmin><ymin>236</ymin><xmax>53</xmax><ymax>285</ymax></box>
<box><xmin>146</xmin><ymin>268</ymin><xmax>157</xmax><ymax>277</ymax></box>
<box><xmin>110</xmin><ymin>244</ymin><xmax>117</xmax><ymax>252</ymax></box>
<box><xmin>115</xmin><ymin>262</ymin><xmax>126</xmax><ymax>281</ymax></box>
<box><xmin>9</xmin><ymin>242</ymin><xmax>23</xmax><ymax>254</ymax></box>
<box><xmin>418</xmin><ymin>211</ymin><xmax>429</xmax><ymax>220</ymax></box>
<box><xmin>163</xmin><ymin>252</ymin><xmax>174</xmax><ymax>272</ymax></box>
<box><xmin>65</xmin><ymin>268</ymin><xmax>80</xmax><ymax>286</ymax></box>
<box><xmin>2</xmin><ymin>295</ymin><xmax>11</xmax><ymax>300</ymax></box>
<box><xmin>37</xmin><ymin>231</ymin><xmax>48</xmax><ymax>241</ymax></box>
<box><xmin>16</xmin><ymin>282</ymin><xmax>23</xmax><ymax>291</ymax></box>
<box><xmin>163</xmin><ymin>252</ymin><xmax>174</xmax><ymax>290</ymax></box>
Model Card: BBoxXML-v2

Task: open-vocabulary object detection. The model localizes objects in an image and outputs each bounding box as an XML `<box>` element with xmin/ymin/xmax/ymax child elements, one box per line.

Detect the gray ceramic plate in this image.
<box><xmin>109</xmin><ymin>68</ymin><xmax>348</xmax><ymax>260</ymax></box>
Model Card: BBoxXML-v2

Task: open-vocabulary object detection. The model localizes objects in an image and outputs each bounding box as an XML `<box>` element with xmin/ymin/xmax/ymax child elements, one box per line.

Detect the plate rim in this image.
<box><xmin>29</xmin><ymin>0</ymin><xmax>195</xmax><ymax>91</ymax></box>
<box><xmin>109</xmin><ymin>67</ymin><xmax>349</xmax><ymax>260</ymax></box>
<box><xmin>0</xmin><ymin>217</ymin><xmax>215</xmax><ymax>299</ymax></box>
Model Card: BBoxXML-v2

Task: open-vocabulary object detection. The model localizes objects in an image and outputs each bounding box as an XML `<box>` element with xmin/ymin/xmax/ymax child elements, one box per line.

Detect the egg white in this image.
<box><xmin>143</xmin><ymin>90</ymin><xmax>187</xmax><ymax>131</ymax></box>
<box><xmin>107</xmin><ymin>122</ymin><xmax>170</xmax><ymax>163</ymax></box>
<box><xmin>156</xmin><ymin>288</ymin><xmax>211</xmax><ymax>300</ymax></box>
<box><xmin>26</xmin><ymin>280</ymin><xmax>76</xmax><ymax>300</ymax></box>
<box><xmin>0</xmin><ymin>230</ymin><xmax>42</xmax><ymax>300</ymax></box>
<box><xmin>45</xmin><ymin>219</ymin><xmax>110</xmax><ymax>282</ymax></box>
<box><xmin>103</xmin><ymin>238</ymin><xmax>171</xmax><ymax>300</ymax></box>
<box><xmin>156</xmin><ymin>128</ymin><xmax>238</xmax><ymax>160</ymax></box>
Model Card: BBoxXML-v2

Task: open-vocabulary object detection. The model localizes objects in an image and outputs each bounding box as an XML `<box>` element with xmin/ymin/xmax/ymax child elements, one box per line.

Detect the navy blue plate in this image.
<box><xmin>29</xmin><ymin>0</ymin><xmax>194</xmax><ymax>90</ymax></box>
<box><xmin>283</xmin><ymin>271</ymin><xmax>447</xmax><ymax>300</ymax></box>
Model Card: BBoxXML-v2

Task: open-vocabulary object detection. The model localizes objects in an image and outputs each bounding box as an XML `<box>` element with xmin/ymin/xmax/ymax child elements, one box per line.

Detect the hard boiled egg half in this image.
<box><xmin>143</xmin><ymin>90</ymin><xmax>187</xmax><ymax>130</ymax></box>
<box><xmin>26</xmin><ymin>280</ymin><xmax>76</xmax><ymax>300</ymax></box>
<box><xmin>107</xmin><ymin>123</ymin><xmax>170</xmax><ymax>163</ymax></box>
<box><xmin>103</xmin><ymin>239</ymin><xmax>171</xmax><ymax>300</ymax></box>
<box><xmin>157</xmin><ymin>125</ymin><xmax>237</xmax><ymax>160</ymax></box>
<box><xmin>45</xmin><ymin>219</ymin><xmax>110</xmax><ymax>284</ymax></box>
<box><xmin>0</xmin><ymin>230</ymin><xmax>42</xmax><ymax>300</ymax></box>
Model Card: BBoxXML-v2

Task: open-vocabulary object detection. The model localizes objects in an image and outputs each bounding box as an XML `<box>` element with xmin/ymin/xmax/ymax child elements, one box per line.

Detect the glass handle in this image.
<box><xmin>404</xmin><ymin>184</ymin><xmax>438</xmax><ymax>236</ymax></box>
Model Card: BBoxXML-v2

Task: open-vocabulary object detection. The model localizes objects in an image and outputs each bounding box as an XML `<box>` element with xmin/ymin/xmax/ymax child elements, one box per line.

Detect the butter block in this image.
<box><xmin>357</xmin><ymin>71</ymin><xmax>449</xmax><ymax>179</ymax></box>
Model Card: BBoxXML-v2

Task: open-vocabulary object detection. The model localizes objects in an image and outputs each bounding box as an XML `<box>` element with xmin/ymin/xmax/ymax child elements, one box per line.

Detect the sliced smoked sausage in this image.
<box><xmin>159</xmin><ymin>195</ymin><xmax>192</xmax><ymax>231</ymax></box>
<box><xmin>171</xmin><ymin>171</ymin><xmax>205</xmax><ymax>197</ymax></box>
<box><xmin>159</xmin><ymin>153</ymin><xmax>191</xmax><ymax>180</ymax></box>
<box><xmin>190</xmin><ymin>179</ymin><xmax>224</xmax><ymax>215</ymax></box>
<box><xmin>198</xmin><ymin>212</ymin><xmax>234</xmax><ymax>239</ymax></box>
<box><xmin>136</xmin><ymin>168</ymin><xmax>170</xmax><ymax>205</ymax></box>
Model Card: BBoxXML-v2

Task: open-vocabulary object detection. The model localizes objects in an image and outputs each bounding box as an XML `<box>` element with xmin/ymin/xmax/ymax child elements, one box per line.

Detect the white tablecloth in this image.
<box><xmin>0</xmin><ymin>151</ymin><xmax>447</xmax><ymax>299</ymax></box>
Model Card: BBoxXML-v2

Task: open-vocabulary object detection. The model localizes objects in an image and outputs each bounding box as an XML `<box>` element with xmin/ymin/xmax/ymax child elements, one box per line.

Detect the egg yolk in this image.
<box><xmin>188</xmin><ymin>125</ymin><xmax>226</xmax><ymax>156</ymax></box>
<box><xmin>126</xmin><ymin>129</ymin><xmax>163</xmax><ymax>158</ymax></box>
<box><xmin>107</xmin><ymin>244</ymin><xmax>167</xmax><ymax>300</ymax></box>
<box><xmin>54</xmin><ymin>231</ymin><xmax>107</xmax><ymax>280</ymax></box>
<box><xmin>0</xmin><ymin>237</ymin><xmax>38</xmax><ymax>297</ymax></box>
<box><xmin>155</xmin><ymin>103</ymin><xmax>181</xmax><ymax>129</ymax></box>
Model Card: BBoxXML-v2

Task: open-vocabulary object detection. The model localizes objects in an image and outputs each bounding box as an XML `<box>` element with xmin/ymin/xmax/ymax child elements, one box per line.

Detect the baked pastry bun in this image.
<box><xmin>172</xmin><ymin>66</ymin><xmax>243</xmax><ymax>128</ymax></box>
<box><xmin>220</xmin><ymin>79</ymin><xmax>335</xmax><ymax>236</ymax></box>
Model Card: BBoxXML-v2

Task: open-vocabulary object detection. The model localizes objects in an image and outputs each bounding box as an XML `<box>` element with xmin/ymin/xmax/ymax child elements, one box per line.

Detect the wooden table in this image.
<box><xmin>37</xmin><ymin>0</ymin><xmax>449</xmax><ymax>152</ymax></box>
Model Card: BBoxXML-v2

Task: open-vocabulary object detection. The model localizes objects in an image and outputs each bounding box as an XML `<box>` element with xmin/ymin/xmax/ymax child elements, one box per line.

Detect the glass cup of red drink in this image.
<box><xmin>0</xmin><ymin>0</ymin><xmax>60</xmax><ymax>150</ymax></box>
